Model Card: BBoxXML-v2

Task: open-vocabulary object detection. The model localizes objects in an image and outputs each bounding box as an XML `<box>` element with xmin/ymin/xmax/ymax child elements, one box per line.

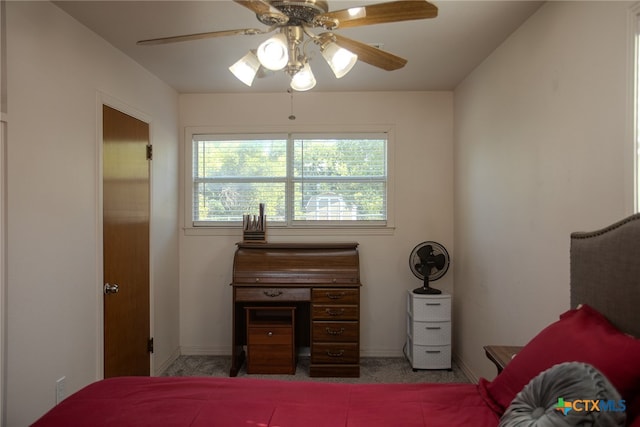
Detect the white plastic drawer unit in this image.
<box><xmin>405</xmin><ymin>291</ymin><xmax>452</xmax><ymax>370</ymax></box>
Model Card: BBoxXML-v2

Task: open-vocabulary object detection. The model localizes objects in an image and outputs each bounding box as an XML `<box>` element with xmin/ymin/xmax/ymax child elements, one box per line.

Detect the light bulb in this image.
<box><xmin>321</xmin><ymin>42</ymin><xmax>357</xmax><ymax>78</ymax></box>
<box><xmin>256</xmin><ymin>33</ymin><xmax>289</xmax><ymax>71</ymax></box>
<box><xmin>290</xmin><ymin>63</ymin><xmax>316</xmax><ymax>91</ymax></box>
<box><xmin>228</xmin><ymin>51</ymin><xmax>260</xmax><ymax>86</ymax></box>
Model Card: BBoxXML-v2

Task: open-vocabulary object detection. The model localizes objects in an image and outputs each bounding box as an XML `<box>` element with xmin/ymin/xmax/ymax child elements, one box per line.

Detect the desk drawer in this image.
<box><xmin>312</xmin><ymin>288</ymin><xmax>359</xmax><ymax>304</ymax></box>
<box><xmin>312</xmin><ymin>305</ymin><xmax>359</xmax><ymax>320</ymax></box>
<box><xmin>248</xmin><ymin>326</ymin><xmax>293</xmax><ymax>345</ymax></box>
<box><xmin>312</xmin><ymin>343</ymin><xmax>358</xmax><ymax>364</ymax></box>
<box><xmin>247</xmin><ymin>344</ymin><xmax>295</xmax><ymax>374</ymax></box>
<box><xmin>236</xmin><ymin>287</ymin><xmax>310</xmax><ymax>302</ymax></box>
<box><xmin>312</xmin><ymin>321</ymin><xmax>359</xmax><ymax>342</ymax></box>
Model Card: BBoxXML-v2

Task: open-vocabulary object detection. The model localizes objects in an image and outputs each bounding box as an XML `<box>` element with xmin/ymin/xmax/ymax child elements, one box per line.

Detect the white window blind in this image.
<box><xmin>191</xmin><ymin>132</ymin><xmax>387</xmax><ymax>227</ymax></box>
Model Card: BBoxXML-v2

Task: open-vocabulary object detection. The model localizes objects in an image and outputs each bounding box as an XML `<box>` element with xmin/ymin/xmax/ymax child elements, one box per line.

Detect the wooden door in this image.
<box><xmin>102</xmin><ymin>105</ymin><xmax>151</xmax><ymax>377</ymax></box>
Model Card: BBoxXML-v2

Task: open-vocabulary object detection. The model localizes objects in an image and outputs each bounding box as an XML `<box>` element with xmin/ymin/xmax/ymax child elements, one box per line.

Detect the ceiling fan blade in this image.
<box><xmin>327</xmin><ymin>33</ymin><xmax>407</xmax><ymax>71</ymax></box>
<box><xmin>317</xmin><ymin>0</ymin><xmax>437</xmax><ymax>29</ymax></box>
<box><xmin>234</xmin><ymin>0</ymin><xmax>289</xmax><ymax>24</ymax></box>
<box><xmin>137</xmin><ymin>28</ymin><xmax>267</xmax><ymax>46</ymax></box>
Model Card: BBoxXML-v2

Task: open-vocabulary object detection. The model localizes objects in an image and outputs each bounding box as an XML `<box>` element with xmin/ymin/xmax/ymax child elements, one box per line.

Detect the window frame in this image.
<box><xmin>183</xmin><ymin>125</ymin><xmax>396</xmax><ymax>235</ymax></box>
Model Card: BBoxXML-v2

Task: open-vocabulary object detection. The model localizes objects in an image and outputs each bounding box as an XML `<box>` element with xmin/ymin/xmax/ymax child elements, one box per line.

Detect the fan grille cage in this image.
<box><xmin>409</xmin><ymin>241</ymin><xmax>450</xmax><ymax>282</ymax></box>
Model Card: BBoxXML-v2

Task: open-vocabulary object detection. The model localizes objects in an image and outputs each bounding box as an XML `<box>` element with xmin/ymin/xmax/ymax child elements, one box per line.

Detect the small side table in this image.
<box><xmin>483</xmin><ymin>345</ymin><xmax>524</xmax><ymax>374</ymax></box>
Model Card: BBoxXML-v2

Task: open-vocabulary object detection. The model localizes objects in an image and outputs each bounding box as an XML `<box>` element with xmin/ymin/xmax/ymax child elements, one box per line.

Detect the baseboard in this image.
<box><xmin>154</xmin><ymin>346</ymin><xmax>181</xmax><ymax>376</ymax></box>
<box><xmin>360</xmin><ymin>348</ymin><xmax>405</xmax><ymax>358</ymax></box>
<box><xmin>180</xmin><ymin>345</ymin><xmax>230</xmax><ymax>356</ymax></box>
<box><xmin>453</xmin><ymin>352</ymin><xmax>478</xmax><ymax>383</ymax></box>
<box><xmin>179</xmin><ymin>346</ymin><xmax>405</xmax><ymax>358</ymax></box>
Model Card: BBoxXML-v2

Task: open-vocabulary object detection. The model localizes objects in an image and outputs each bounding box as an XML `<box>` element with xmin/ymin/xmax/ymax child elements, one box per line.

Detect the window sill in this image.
<box><xmin>183</xmin><ymin>226</ymin><xmax>396</xmax><ymax>237</ymax></box>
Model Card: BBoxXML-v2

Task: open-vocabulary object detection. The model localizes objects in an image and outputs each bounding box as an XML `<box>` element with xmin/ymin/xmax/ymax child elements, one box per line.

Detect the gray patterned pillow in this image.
<box><xmin>499</xmin><ymin>362</ymin><xmax>626</xmax><ymax>427</ymax></box>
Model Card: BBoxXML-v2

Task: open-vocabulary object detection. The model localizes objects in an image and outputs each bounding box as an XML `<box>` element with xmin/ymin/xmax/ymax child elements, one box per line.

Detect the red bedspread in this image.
<box><xmin>32</xmin><ymin>376</ymin><xmax>499</xmax><ymax>427</ymax></box>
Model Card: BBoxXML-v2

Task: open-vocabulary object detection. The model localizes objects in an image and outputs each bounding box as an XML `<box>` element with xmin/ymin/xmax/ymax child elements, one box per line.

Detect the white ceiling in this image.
<box><xmin>54</xmin><ymin>0</ymin><xmax>544</xmax><ymax>93</ymax></box>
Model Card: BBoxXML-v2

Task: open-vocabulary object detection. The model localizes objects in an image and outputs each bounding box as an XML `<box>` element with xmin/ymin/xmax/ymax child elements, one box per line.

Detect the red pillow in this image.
<box><xmin>479</xmin><ymin>305</ymin><xmax>640</xmax><ymax>417</ymax></box>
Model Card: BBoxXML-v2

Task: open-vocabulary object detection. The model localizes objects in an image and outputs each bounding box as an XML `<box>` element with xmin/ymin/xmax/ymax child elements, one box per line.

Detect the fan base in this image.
<box><xmin>412</xmin><ymin>286</ymin><xmax>442</xmax><ymax>295</ymax></box>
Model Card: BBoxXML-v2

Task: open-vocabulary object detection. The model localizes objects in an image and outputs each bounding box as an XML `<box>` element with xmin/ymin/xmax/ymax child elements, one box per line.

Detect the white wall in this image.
<box><xmin>6</xmin><ymin>2</ymin><xmax>180</xmax><ymax>425</ymax></box>
<box><xmin>453</xmin><ymin>1</ymin><xmax>635</xmax><ymax>382</ymax></box>
<box><xmin>179</xmin><ymin>91</ymin><xmax>454</xmax><ymax>357</ymax></box>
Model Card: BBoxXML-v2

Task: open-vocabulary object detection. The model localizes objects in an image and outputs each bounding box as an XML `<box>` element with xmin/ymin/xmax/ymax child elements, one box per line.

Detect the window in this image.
<box><xmin>190</xmin><ymin>132</ymin><xmax>389</xmax><ymax>227</ymax></box>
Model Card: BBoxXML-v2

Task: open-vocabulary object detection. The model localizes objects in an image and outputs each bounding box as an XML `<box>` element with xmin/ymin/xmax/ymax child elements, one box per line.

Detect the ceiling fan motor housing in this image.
<box><xmin>259</xmin><ymin>1</ymin><xmax>329</xmax><ymax>26</ymax></box>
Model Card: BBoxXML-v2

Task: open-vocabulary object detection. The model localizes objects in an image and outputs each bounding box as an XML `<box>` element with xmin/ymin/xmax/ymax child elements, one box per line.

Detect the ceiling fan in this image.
<box><xmin>137</xmin><ymin>0</ymin><xmax>438</xmax><ymax>91</ymax></box>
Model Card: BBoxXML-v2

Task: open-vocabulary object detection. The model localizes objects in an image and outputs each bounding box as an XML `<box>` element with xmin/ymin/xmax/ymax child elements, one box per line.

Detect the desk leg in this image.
<box><xmin>230</xmin><ymin>347</ymin><xmax>245</xmax><ymax>377</ymax></box>
<box><xmin>230</xmin><ymin>298</ymin><xmax>246</xmax><ymax>376</ymax></box>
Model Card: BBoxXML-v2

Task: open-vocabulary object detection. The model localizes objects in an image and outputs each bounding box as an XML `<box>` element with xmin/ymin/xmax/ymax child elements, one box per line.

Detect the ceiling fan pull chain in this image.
<box><xmin>288</xmin><ymin>89</ymin><xmax>296</xmax><ymax>120</ymax></box>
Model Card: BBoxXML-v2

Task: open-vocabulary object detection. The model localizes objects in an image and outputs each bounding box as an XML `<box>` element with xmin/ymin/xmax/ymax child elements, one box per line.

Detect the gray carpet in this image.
<box><xmin>162</xmin><ymin>355</ymin><xmax>470</xmax><ymax>384</ymax></box>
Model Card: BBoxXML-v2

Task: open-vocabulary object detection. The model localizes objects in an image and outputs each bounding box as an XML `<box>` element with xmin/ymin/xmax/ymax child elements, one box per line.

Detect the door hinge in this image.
<box><xmin>148</xmin><ymin>337</ymin><xmax>154</xmax><ymax>353</ymax></box>
<box><xmin>146</xmin><ymin>144</ymin><xmax>153</xmax><ymax>160</ymax></box>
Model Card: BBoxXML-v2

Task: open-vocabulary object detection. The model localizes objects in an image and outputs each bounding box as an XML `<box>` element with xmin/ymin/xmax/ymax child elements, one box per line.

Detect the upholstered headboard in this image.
<box><xmin>570</xmin><ymin>213</ymin><xmax>640</xmax><ymax>338</ymax></box>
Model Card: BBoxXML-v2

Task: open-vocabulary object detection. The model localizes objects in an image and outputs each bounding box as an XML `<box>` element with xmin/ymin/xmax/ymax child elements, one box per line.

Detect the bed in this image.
<box><xmin>32</xmin><ymin>214</ymin><xmax>640</xmax><ymax>427</ymax></box>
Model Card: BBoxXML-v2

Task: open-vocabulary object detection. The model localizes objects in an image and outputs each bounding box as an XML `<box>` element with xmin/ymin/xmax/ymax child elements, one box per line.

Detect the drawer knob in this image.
<box><xmin>267</xmin><ymin>331</ymin><xmax>273</xmax><ymax>337</ymax></box>
<box><xmin>326</xmin><ymin>350</ymin><xmax>345</xmax><ymax>358</ymax></box>
<box><xmin>325</xmin><ymin>308</ymin><xmax>345</xmax><ymax>316</ymax></box>
<box><xmin>325</xmin><ymin>327</ymin><xmax>345</xmax><ymax>336</ymax></box>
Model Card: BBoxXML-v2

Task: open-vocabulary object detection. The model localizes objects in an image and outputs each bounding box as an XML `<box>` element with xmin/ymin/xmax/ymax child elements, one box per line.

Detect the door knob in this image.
<box><xmin>104</xmin><ymin>283</ymin><xmax>119</xmax><ymax>295</ymax></box>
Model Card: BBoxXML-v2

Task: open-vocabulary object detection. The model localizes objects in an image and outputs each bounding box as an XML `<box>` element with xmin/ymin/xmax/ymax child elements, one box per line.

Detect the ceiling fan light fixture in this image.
<box><xmin>290</xmin><ymin>62</ymin><xmax>316</xmax><ymax>91</ymax></box>
<box><xmin>321</xmin><ymin>42</ymin><xmax>357</xmax><ymax>78</ymax></box>
<box><xmin>257</xmin><ymin>32</ymin><xmax>289</xmax><ymax>71</ymax></box>
<box><xmin>229</xmin><ymin>51</ymin><xmax>261</xmax><ymax>86</ymax></box>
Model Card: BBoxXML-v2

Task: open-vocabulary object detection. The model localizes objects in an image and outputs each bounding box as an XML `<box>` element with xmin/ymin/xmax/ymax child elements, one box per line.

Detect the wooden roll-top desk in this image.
<box><xmin>230</xmin><ymin>242</ymin><xmax>362</xmax><ymax>377</ymax></box>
